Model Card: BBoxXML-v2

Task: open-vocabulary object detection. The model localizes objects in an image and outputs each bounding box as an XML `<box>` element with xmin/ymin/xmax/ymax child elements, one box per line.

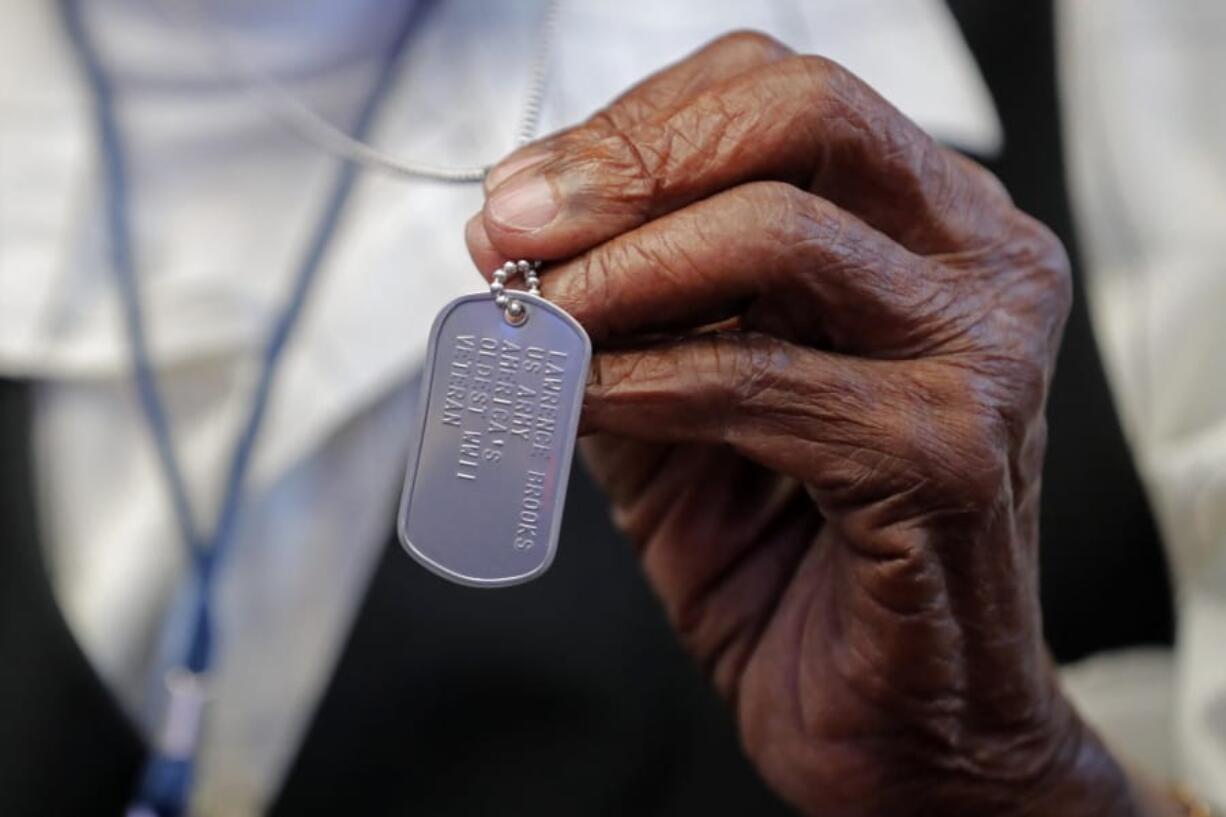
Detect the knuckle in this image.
<box><xmin>741</xmin><ymin>183</ymin><xmax>865</xmax><ymax>290</ymax></box>
<box><xmin>999</xmin><ymin>355</ymin><xmax>1049</xmax><ymax>421</ymax></box>
<box><xmin>1019</xmin><ymin>216</ymin><xmax>1073</xmax><ymax>314</ymax></box>
<box><xmin>586</xmin><ymin>110</ymin><xmax>665</xmax><ymax>210</ymax></box>
<box><xmin>728</xmin><ymin>335</ymin><xmax>787</xmax><ymax>404</ymax></box>
<box><xmin>792</xmin><ymin>53</ymin><xmax>934</xmax><ymax>179</ymax></box>
<box><xmin>701</xmin><ymin>334</ymin><xmax>788</xmax><ymax>439</ymax></box>
<box><xmin>743</xmin><ymin>180</ymin><xmax>831</xmax><ymax>245</ymax></box>
<box><xmin>954</xmin><ymin>153</ymin><xmax>1013</xmax><ymax>206</ymax></box>
<box><xmin>915</xmin><ymin>368</ymin><xmax>1014</xmax><ymax>509</ymax></box>
<box><xmin>946</xmin><ymin>409</ymin><xmax>1012</xmax><ymax>510</ymax></box>
<box><xmin>585</xmin><ymin>350</ymin><xmax>621</xmax><ymax>394</ymax></box>
<box><xmin>1009</xmin><ymin>213</ymin><xmax>1070</xmax><ymax>280</ymax></box>
<box><xmin>904</xmin><ymin>139</ymin><xmax>963</xmax><ymax>224</ymax></box>
<box><xmin>566</xmin><ymin>249</ymin><xmax>619</xmax><ymax>328</ymax></box>
<box><xmin>956</xmin><ymin>212</ymin><xmax>1072</xmax><ymax>364</ymax></box>
<box><xmin>794</xmin><ymin>52</ymin><xmax>846</xmax><ymax>90</ymax></box>
<box><xmin>779</xmin><ymin>53</ymin><xmax>861</xmax><ymax>129</ymax></box>
<box><xmin>709</xmin><ymin>29</ymin><xmax>792</xmax><ymax>63</ymax></box>
<box><xmin>998</xmin><ymin>213</ymin><xmax>1074</xmax><ymax>351</ymax></box>
<box><xmin>965</xmin><ymin>353</ymin><xmax>1048</xmax><ymax>438</ymax></box>
<box><xmin>588</xmin><ymin>348</ymin><xmax>666</xmax><ymax>405</ymax></box>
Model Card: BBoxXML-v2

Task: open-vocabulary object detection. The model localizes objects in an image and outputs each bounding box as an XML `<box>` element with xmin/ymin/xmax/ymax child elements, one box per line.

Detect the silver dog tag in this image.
<box><xmin>399</xmin><ymin>292</ymin><xmax>591</xmax><ymax>587</ymax></box>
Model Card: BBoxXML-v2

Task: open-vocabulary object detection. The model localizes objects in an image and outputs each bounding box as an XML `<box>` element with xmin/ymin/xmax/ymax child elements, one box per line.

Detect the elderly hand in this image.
<box><xmin>467</xmin><ymin>32</ymin><xmax>1149</xmax><ymax>817</ymax></box>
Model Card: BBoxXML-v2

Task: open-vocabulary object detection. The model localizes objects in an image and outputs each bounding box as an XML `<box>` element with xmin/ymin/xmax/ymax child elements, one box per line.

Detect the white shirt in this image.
<box><xmin>1057</xmin><ymin>0</ymin><xmax>1226</xmax><ymax>807</ymax></box>
<box><xmin>28</xmin><ymin>1</ymin><xmax>1221</xmax><ymax>815</ymax></box>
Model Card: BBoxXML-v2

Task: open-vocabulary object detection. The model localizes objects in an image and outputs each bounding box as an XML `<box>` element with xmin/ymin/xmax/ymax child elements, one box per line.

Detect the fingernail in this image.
<box><xmin>486</xmin><ymin>174</ymin><xmax>559</xmax><ymax>232</ymax></box>
<box><xmin>485</xmin><ymin>148</ymin><xmax>550</xmax><ymax>192</ymax></box>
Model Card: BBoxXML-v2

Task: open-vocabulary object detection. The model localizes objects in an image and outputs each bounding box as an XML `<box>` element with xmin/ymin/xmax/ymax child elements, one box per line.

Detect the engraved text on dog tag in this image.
<box><xmin>399</xmin><ymin>292</ymin><xmax>591</xmax><ymax>587</ymax></box>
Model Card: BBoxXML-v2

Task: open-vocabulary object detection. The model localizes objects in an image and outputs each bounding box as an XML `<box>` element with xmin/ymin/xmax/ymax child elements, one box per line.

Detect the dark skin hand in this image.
<box><xmin>468</xmin><ymin>33</ymin><xmax>1176</xmax><ymax>817</ymax></box>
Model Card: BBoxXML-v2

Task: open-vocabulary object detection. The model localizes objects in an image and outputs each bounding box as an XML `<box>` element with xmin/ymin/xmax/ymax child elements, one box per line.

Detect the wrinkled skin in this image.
<box><xmin>467</xmin><ymin>33</ymin><xmax>1154</xmax><ymax>817</ymax></box>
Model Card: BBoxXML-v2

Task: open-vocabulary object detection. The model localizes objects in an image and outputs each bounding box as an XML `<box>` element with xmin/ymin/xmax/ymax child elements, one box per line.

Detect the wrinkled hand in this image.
<box><xmin>468</xmin><ymin>33</ymin><xmax>1141</xmax><ymax>817</ymax></box>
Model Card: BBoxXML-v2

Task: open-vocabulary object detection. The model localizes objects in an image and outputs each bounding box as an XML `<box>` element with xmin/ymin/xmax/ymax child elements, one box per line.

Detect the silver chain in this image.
<box><xmin>181</xmin><ymin>0</ymin><xmax>556</xmax><ymax>321</ymax></box>
<box><xmin>182</xmin><ymin>0</ymin><xmax>561</xmax><ymax>183</ymax></box>
<box><xmin>492</xmin><ymin>260</ymin><xmax>542</xmax><ymax>324</ymax></box>
<box><xmin>181</xmin><ymin>0</ymin><xmax>560</xmax><ymax>319</ymax></box>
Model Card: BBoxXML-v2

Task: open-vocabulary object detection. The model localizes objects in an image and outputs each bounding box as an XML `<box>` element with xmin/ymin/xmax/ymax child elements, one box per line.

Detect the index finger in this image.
<box><xmin>469</xmin><ymin>31</ymin><xmax>792</xmax><ymax>272</ymax></box>
<box><xmin>480</xmin><ymin>55</ymin><xmax>1009</xmax><ymax>262</ymax></box>
<box><xmin>484</xmin><ymin>30</ymin><xmax>792</xmax><ymax>192</ymax></box>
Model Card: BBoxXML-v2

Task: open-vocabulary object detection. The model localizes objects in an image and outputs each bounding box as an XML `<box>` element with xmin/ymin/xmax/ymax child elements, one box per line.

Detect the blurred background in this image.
<box><xmin>1</xmin><ymin>1</ymin><xmax>1222</xmax><ymax>815</ymax></box>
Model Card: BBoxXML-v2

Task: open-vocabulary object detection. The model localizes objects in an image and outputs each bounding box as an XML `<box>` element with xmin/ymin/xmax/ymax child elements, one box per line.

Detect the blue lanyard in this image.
<box><xmin>59</xmin><ymin>1</ymin><xmax>416</xmax><ymax>813</ymax></box>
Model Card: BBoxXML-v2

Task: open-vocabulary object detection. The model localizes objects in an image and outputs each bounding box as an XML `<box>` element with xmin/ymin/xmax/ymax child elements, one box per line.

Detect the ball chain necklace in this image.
<box><xmin>186</xmin><ymin>0</ymin><xmax>560</xmax><ymax>183</ymax></box>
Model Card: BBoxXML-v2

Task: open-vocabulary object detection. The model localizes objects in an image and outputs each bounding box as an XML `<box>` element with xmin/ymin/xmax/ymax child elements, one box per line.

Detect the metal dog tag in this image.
<box><xmin>399</xmin><ymin>292</ymin><xmax>591</xmax><ymax>587</ymax></box>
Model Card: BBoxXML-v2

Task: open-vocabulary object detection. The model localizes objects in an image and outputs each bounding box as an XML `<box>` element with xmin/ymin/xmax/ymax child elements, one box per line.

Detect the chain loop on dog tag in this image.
<box><xmin>399</xmin><ymin>265</ymin><xmax>591</xmax><ymax>587</ymax></box>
